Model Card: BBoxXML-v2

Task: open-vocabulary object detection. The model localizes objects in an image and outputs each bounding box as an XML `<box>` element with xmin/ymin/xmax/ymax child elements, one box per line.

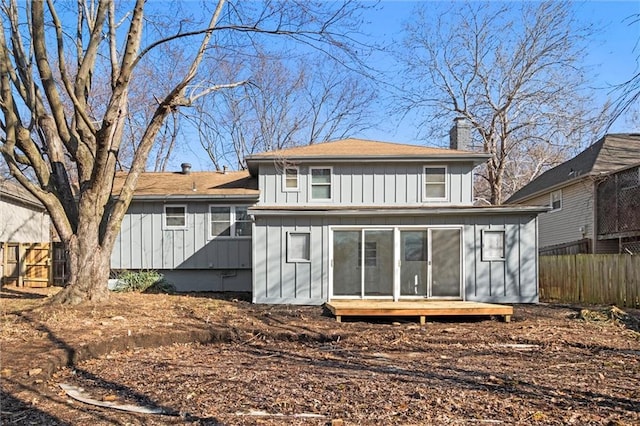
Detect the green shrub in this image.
<box><xmin>112</xmin><ymin>270</ymin><xmax>174</xmax><ymax>293</ymax></box>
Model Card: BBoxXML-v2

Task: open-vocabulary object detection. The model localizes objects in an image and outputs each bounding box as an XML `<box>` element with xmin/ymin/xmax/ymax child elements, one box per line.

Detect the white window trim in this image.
<box><xmin>163</xmin><ymin>204</ymin><xmax>187</xmax><ymax>230</ymax></box>
<box><xmin>208</xmin><ymin>205</ymin><xmax>252</xmax><ymax>239</ymax></box>
<box><xmin>309</xmin><ymin>166</ymin><xmax>333</xmax><ymax>202</ymax></box>
<box><xmin>423</xmin><ymin>165</ymin><xmax>449</xmax><ymax>202</ymax></box>
<box><xmin>481</xmin><ymin>229</ymin><xmax>505</xmax><ymax>261</ymax></box>
<box><xmin>550</xmin><ymin>189</ymin><xmax>562</xmax><ymax>212</ymax></box>
<box><xmin>287</xmin><ymin>232</ymin><xmax>311</xmax><ymax>263</ymax></box>
<box><xmin>282</xmin><ymin>166</ymin><xmax>300</xmax><ymax>192</ymax></box>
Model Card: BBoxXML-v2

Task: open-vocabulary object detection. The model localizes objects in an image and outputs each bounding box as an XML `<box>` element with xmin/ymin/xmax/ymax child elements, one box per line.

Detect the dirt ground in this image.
<box><xmin>1</xmin><ymin>285</ymin><xmax>639</xmax><ymax>425</ymax></box>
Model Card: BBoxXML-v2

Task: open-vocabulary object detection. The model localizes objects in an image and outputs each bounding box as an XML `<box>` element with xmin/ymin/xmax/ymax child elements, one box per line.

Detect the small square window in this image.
<box><xmin>283</xmin><ymin>167</ymin><xmax>299</xmax><ymax>191</ymax></box>
<box><xmin>482</xmin><ymin>230</ymin><xmax>505</xmax><ymax>261</ymax></box>
<box><xmin>288</xmin><ymin>232</ymin><xmax>311</xmax><ymax>262</ymax></box>
<box><xmin>550</xmin><ymin>190</ymin><xmax>562</xmax><ymax>211</ymax></box>
<box><xmin>164</xmin><ymin>205</ymin><xmax>187</xmax><ymax>229</ymax></box>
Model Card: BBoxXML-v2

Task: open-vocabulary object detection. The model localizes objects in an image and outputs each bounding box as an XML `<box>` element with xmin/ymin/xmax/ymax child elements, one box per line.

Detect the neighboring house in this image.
<box><xmin>1</xmin><ymin>178</ymin><xmax>51</xmax><ymax>286</ymax></box>
<box><xmin>113</xmin><ymin>119</ymin><xmax>548</xmax><ymax>305</ymax></box>
<box><xmin>507</xmin><ymin>134</ymin><xmax>640</xmax><ymax>255</ymax></box>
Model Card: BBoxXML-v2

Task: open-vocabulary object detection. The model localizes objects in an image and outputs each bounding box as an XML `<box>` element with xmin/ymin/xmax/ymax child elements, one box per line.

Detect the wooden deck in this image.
<box><xmin>325</xmin><ymin>300</ymin><xmax>513</xmax><ymax>324</ymax></box>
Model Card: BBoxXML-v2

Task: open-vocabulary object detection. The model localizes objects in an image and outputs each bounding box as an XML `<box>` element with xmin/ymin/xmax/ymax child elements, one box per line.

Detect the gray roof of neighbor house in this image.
<box><xmin>0</xmin><ymin>178</ymin><xmax>46</xmax><ymax>210</ymax></box>
<box><xmin>507</xmin><ymin>134</ymin><xmax>640</xmax><ymax>204</ymax></box>
<box><xmin>245</xmin><ymin>138</ymin><xmax>490</xmax><ymax>175</ymax></box>
<box><xmin>112</xmin><ymin>170</ymin><xmax>259</xmax><ymax>200</ymax></box>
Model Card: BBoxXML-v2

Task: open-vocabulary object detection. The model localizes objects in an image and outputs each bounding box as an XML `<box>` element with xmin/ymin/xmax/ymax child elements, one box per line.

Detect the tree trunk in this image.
<box><xmin>52</xmin><ymin>234</ymin><xmax>111</xmax><ymax>305</ymax></box>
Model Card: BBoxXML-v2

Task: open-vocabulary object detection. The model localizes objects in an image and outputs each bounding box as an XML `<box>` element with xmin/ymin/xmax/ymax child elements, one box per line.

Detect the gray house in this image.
<box><xmin>507</xmin><ymin>134</ymin><xmax>640</xmax><ymax>255</ymax></box>
<box><xmin>113</xmin><ymin>122</ymin><xmax>547</xmax><ymax>305</ymax></box>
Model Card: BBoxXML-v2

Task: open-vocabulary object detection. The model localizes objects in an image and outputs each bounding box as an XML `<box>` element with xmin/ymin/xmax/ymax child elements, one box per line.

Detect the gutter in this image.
<box><xmin>249</xmin><ymin>205</ymin><xmax>551</xmax><ymax>217</ymax></box>
<box><xmin>116</xmin><ymin>194</ymin><xmax>260</xmax><ymax>201</ymax></box>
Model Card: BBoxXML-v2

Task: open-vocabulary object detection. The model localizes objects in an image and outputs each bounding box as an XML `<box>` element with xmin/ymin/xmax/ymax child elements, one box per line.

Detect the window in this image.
<box><xmin>310</xmin><ymin>167</ymin><xmax>332</xmax><ymax>200</ymax></box>
<box><xmin>288</xmin><ymin>232</ymin><xmax>311</xmax><ymax>262</ymax></box>
<box><xmin>424</xmin><ymin>166</ymin><xmax>447</xmax><ymax>200</ymax></box>
<box><xmin>365</xmin><ymin>242</ymin><xmax>377</xmax><ymax>267</ymax></box>
<box><xmin>283</xmin><ymin>166</ymin><xmax>299</xmax><ymax>191</ymax></box>
<box><xmin>164</xmin><ymin>205</ymin><xmax>187</xmax><ymax>229</ymax></box>
<box><xmin>482</xmin><ymin>230</ymin><xmax>505</xmax><ymax>261</ymax></box>
<box><xmin>550</xmin><ymin>190</ymin><xmax>562</xmax><ymax>211</ymax></box>
<box><xmin>209</xmin><ymin>206</ymin><xmax>252</xmax><ymax>238</ymax></box>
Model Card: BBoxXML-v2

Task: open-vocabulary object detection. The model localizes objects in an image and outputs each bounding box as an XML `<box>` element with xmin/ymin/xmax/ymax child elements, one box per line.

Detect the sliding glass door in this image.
<box><xmin>332</xmin><ymin>227</ymin><xmax>462</xmax><ymax>300</ymax></box>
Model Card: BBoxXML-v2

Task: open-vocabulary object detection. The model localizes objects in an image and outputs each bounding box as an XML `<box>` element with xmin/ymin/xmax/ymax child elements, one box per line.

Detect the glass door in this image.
<box><xmin>363</xmin><ymin>230</ymin><xmax>394</xmax><ymax>297</ymax></box>
<box><xmin>332</xmin><ymin>227</ymin><xmax>461</xmax><ymax>300</ymax></box>
<box><xmin>400</xmin><ymin>230</ymin><xmax>428</xmax><ymax>297</ymax></box>
<box><xmin>429</xmin><ymin>228</ymin><xmax>461</xmax><ymax>298</ymax></box>
<box><xmin>332</xmin><ymin>231</ymin><xmax>361</xmax><ymax>296</ymax></box>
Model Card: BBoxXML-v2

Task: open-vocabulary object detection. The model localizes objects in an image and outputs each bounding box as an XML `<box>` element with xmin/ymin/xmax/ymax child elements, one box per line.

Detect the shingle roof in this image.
<box><xmin>507</xmin><ymin>134</ymin><xmax>640</xmax><ymax>203</ymax></box>
<box><xmin>0</xmin><ymin>178</ymin><xmax>45</xmax><ymax>210</ymax></box>
<box><xmin>113</xmin><ymin>170</ymin><xmax>258</xmax><ymax>198</ymax></box>
<box><xmin>246</xmin><ymin>138</ymin><xmax>486</xmax><ymax>159</ymax></box>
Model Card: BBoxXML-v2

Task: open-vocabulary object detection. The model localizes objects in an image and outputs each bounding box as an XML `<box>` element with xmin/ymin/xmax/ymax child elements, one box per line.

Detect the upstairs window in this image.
<box><xmin>283</xmin><ymin>166</ymin><xmax>299</xmax><ymax>191</ymax></box>
<box><xmin>210</xmin><ymin>206</ymin><xmax>252</xmax><ymax>238</ymax></box>
<box><xmin>424</xmin><ymin>166</ymin><xmax>447</xmax><ymax>200</ymax></box>
<box><xmin>164</xmin><ymin>205</ymin><xmax>187</xmax><ymax>229</ymax></box>
<box><xmin>310</xmin><ymin>167</ymin><xmax>332</xmax><ymax>200</ymax></box>
<box><xmin>550</xmin><ymin>190</ymin><xmax>562</xmax><ymax>211</ymax></box>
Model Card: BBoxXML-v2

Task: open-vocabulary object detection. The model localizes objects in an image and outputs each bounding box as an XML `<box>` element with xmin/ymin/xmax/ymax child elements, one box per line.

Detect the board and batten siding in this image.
<box><xmin>258</xmin><ymin>163</ymin><xmax>475</xmax><ymax>206</ymax></box>
<box><xmin>112</xmin><ymin>200</ymin><xmax>251</xmax><ymax>273</ymax></box>
<box><xmin>252</xmin><ymin>213</ymin><xmax>539</xmax><ymax>305</ymax></box>
<box><xmin>524</xmin><ymin>181</ymin><xmax>594</xmax><ymax>250</ymax></box>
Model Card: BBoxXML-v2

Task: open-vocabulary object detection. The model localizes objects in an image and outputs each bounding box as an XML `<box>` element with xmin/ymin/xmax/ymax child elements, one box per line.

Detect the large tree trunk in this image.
<box><xmin>52</xmin><ymin>232</ymin><xmax>111</xmax><ymax>305</ymax></box>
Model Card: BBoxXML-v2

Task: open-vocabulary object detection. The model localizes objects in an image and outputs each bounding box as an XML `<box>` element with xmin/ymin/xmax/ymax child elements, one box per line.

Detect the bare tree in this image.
<box><xmin>400</xmin><ymin>1</ymin><xmax>606</xmax><ymax>204</ymax></box>
<box><xmin>191</xmin><ymin>53</ymin><xmax>377</xmax><ymax>170</ymax></box>
<box><xmin>607</xmin><ymin>13</ymin><xmax>640</xmax><ymax>130</ymax></box>
<box><xmin>0</xmin><ymin>0</ymin><xmax>368</xmax><ymax>304</ymax></box>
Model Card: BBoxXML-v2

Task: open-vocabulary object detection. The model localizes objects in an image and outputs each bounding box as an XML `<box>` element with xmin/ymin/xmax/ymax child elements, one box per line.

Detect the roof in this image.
<box><xmin>113</xmin><ymin>170</ymin><xmax>259</xmax><ymax>200</ymax></box>
<box><xmin>0</xmin><ymin>178</ymin><xmax>46</xmax><ymax>210</ymax></box>
<box><xmin>507</xmin><ymin>134</ymin><xmax>640</xmax><ymax>203</ymax></box>
<box><xmin>245</xmin><ymin>138</ymin><xmax>490</xmax><ymax>174</ymax></box>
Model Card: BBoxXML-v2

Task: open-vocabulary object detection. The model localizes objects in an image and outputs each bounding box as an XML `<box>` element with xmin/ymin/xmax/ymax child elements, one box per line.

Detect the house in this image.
<box><xmin>1</xmin><ymin>178</ymin><xmax>51</xmax><ymax>286</ymax></box>
<box><xmin>112</xmin><ymin>119</ymin><xmax>548</xmax><ymax>305</ymax></box>
<box><xmin>507</xmin><ymin>134</ymin><xmax>640</xmax><ymax>255</ymax></box>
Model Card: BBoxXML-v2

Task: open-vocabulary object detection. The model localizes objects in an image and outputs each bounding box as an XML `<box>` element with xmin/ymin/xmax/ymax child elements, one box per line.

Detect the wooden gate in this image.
<box><xmin>1</xmin><ymin>242</ymin><xmax>52</xmax><ymax>287</ymax></box>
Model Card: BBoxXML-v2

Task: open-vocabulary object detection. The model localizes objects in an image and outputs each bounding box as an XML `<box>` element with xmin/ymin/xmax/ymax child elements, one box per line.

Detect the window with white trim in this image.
<box><xmin>550</xmin><ymin>190</ymin><xmax>562</xmax><ymax>211</ymax></box>
<box><xmin>164</xmin><ymin>205</ymin><xmax>187</xmax><ymax>229</ymax></box>
<box><xmin>283</xmin><ymin>166</ymin><xmax>299</xmax><ymax>191</ymax></box>
<box><xmin>310</xmin><ymin>167</ymin><xmax>332</xmax><ymax>200</ymax></box>
<box><xmin>287</xmin><ymin>232</ymin><xmax>311</xmax><ymax>262</ymax></box>
<box><xmin>209</xmin><ymin>206</ymin><xmax>252</xmax><ymax>238</ymax></box>
<box><xmin>482</xmin><ymin>230</ymin><xmax>505</xmax><ymax>261</ymax></box>
<box><xmin>424</xmin><ymin>166</ymin><xmax>447</xmax><ymax>200</ymax></box>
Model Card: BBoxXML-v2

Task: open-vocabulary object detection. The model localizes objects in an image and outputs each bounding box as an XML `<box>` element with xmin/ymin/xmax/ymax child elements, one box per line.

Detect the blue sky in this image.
<box><xmin>352</xmin><ymin>0</ymin><xmax>640</xmax><ymax>144</ymax></box>
<box><xmin>175</xmin><ymin>1</ymin><xmax>640</xmax><ymax>171</ymax></box>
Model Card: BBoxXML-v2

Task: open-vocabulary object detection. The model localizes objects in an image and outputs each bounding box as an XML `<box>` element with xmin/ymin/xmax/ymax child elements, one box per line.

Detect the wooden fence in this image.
<box><xmin>539</xmin><ymin>254</ymin><xmax>640</xmax><ymax>307</ymax></box>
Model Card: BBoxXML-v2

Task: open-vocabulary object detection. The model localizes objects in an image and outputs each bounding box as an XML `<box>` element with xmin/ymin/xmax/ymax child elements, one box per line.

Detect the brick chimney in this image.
<box><xmin>180</xmin><ymin>163</ymin><xmax>192</xmax><ymax>174</ymax></box>
<box><xmin>449</xmin><ymin>117</ymin><xmax>472</xmax><ymax>151</ymax></box>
